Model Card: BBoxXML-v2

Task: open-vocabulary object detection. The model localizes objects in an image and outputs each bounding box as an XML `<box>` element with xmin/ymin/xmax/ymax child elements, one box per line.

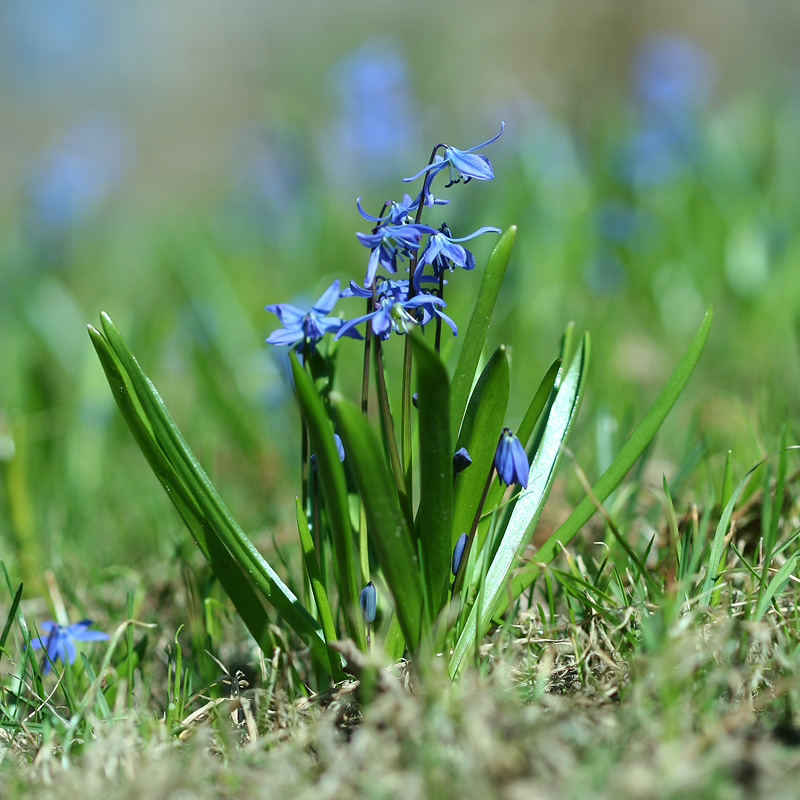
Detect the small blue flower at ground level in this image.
<box><xmin>453</xmin><ymin>447</ymin><xmax>472</xmax><ymax>474</ymax></box>
<box><xmin>265</xmin><ymin>280</ymin><xmax>361</xmax><ymax>351</ymax></box>
<box><xmin>356</xmin><ymin>222</ymin><xmax>437</xmax><ymax>288</ymax></box>
<box><xmin>414</xmin><ymin>224</ymin><xmax>501</xmax><ymax>290</ymax></box>
<box><xmin>494</xmin><ymin>427</ymin><xmax>529</xmax><ymax>489</ymax></box>
<box><xmin>310</xmin><ymin>433</ymin><xmax>345</xmax><ymax>472</ymax></box>
<box><xmin>29</xmin><ymin>620</ymin><xmax>109</xmax><ymax>674</ymax></box>
<box><xmin>403</xmin><ymin>122</ymin><xmax>505</xmax><ymax>203</ymax></box>
<box><xmin>360</xmin><ymin>581</ymin><xmax>377</xmax><ymax>624</ymax></box>
<box><xmin>452</xmin><ymin>533</ymin><xmax>468</xmax><ymax>576</ymax></box>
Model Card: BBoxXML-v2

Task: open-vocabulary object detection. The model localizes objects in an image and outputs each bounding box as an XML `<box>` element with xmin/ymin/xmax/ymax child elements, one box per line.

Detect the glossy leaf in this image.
<box><xmin>290</xmin><ymin>353</ymin><xmax>365</xmax><ymax>649</ymax></box>
<box><xmin>90</xmin><ymin>315</ymin><xmax>330</xmax><ymax>669</ymax></box>
<box><xmin>449</xmin><ymin>335</ymin><xmax>590</xmax><ymax>677</ymax></box>
<box><xmin>332</xmin><ymin>393</ymin><xmax>427</xmax><ymax>651</ymax></box>
<box><xmin>411</xmin><ymin>332</ymin><xmax>453</xmax><ymax>620</ymax></box>
<box><xmin>449</xmin><ymin>226</ymin><xmax>516</xmax><ymax>444</ymax></box>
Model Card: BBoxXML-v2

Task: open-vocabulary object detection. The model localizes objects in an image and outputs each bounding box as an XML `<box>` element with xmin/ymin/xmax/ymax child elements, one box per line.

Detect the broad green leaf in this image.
<box><xmin>449</xmin><ymin>335</ymin><xmax>589</xmax><ymax>677</ymax></box>
<box><xmin>452</xmin><ymin>346</ymin><xmax>509</xmax><ymax>551</ymax></box>
<box><xmin>332</xmin><ymin>393</ymin><xmax>427</xmax><ymax>652</ymax></box>
<box><xmin>90</xmin><ymin>316</ymin><xmax>330</xmax><ymax>669</ymax></box>
<box><xmin>291</xmin><ymin>353</ymin><xmax>365</xmax><ymax>649</ymax></box>
<box><xmin>411</xmin><ymin>332</ymin><xmax>453</xmax><ymax>620</ymax></box>
<box><xmin>508</xmin><ymin>306</ymin><xmax>714</xmax><ymax>604</ymax></box>
<box><xmin>90</xmin><ymin>326</ymin><xmax>275</xmax><ymax>653</ymax></box>
<box><xmin>449</xmin><ymin>226</ymin><xmax>516</xmax><ymax>444</ymax></box>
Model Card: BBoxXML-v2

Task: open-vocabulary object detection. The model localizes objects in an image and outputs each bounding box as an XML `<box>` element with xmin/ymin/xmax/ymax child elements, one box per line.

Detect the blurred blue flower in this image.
<box><xmin>29</xmin><ymin>619</ymin><xmax>109</xmax><ymax>674</ymax></box>
<box><xmin>27</xmin><ymin>115</ymin><xmax>130</xmax><ymax>231</ymax></box>
<box><xmin>621</xmin><ymin>35</ymin><xmax>713</xmax><ymax>188</ymax></box>
<box><xmin>494</xmin><ymin>428</ymin><xmax>529</xmax><ymax>488</ymax></box>
<box><xmin>359</xmin><ymin>581</ymin><xmax>377</xmax><ymax>624</ymax></box>
<box><xmin>324</xmin><ymin>38</ymin><xmax>416</xmax><ymax>185</ymax></box>
<box><xmin>265</xmin><ymin>280</ymin><xmax>361</xmax><ymax>351</ymax></box>
<box><xmin>634</xmin><ymin>34</ymin><xmax>713</xmax><ymax>123</ymax></box>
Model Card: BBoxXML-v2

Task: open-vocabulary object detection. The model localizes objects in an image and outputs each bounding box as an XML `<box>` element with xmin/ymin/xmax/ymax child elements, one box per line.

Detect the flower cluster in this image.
<box><xmin>265</xmin><ymin>125</ymin><xmax>505</xmax><ymax>351</ymax></box>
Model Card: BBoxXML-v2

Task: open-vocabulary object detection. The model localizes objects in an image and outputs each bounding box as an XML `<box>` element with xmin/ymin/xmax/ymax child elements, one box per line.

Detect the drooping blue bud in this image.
<box><xmin>360</xmin><ymin>581</ymin><xmax>377</xmax><ymax>624</ymax></box>
<box><xmin>452</xmin><ymin>447</ymin><xmax>472</xmax><ymax>475</ymax></box>
<box><xmin>452</xmin><ymin>533</ymin><xmax>468</xmax><ymax>576</ymax></box>
<box><xmin>493</xmin><ymin>428</ymin><xmax>529</xmax><ymax>488</ymax></box>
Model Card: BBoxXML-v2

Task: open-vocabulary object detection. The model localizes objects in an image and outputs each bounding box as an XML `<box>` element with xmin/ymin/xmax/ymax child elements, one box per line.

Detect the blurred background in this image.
<box><xmin>2</xmin><ymin>0</ymin><xmax>800</xmax><ymax>596</ymax></box>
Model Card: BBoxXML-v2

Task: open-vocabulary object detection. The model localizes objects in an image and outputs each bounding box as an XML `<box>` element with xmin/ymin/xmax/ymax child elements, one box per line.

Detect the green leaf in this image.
<box><xmin>332</xmin><ymin>393</ymin><xmax>427</xmax><ymax>652</ymax></box>
<box><xmin>449</xmin><ymin>335</ymin><xmax>589</xmax><ymax>677</ymax></box>
<box><xmin>411</xmin><ymin>332</ymin><xmax>453</xmax><ymax>621</ymax></box>
<box><xmin>449</xmin><ymin>226</ymin><xmax>516</xmax><ymax>444</ymax></box>
<box><xmin>452</xmin><ymin>345</ymin><xmax>509</xmax><ymax>551</ymax></box>
<box><xmin>290</xmin><ymin>353</ymin><xmax>365</xmax><ymax>649</ymax></box>
<box><xmin>508</xmin><ymin>306</ymin><xmax>713</xmax><ymax>603</ymax></box>
<box><xmin>295</xmin><ymin>499</ymin><xmax>345</xmax><ymax>679</ymax></box>
<box><xmin>89</xmin><ymin>315</ymin><xmax>330</xmax><ymax>670</ymax></box>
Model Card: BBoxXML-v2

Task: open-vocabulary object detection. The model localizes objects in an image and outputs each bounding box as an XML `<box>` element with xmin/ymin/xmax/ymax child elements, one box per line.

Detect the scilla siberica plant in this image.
<box><xmin>90</xmin><ymin>123</ymin><xmax>712</xmax><ymax>683</ymax></box>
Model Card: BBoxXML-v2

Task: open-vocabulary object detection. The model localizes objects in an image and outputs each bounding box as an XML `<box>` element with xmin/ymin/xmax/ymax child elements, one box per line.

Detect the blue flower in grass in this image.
<box><xmin>494</xmin><ymin>428</ymin><xmax>529</xmax><ymax>488</ymax></box>
<box><xmin>29</xmin><ymin>620</ymin><xmax>109</xmax><ymax>674</ymax></box>
<box><xmin>265</xmin><ymin>280</ymin><xmax>361</xmax><ymax>351</ymax></box>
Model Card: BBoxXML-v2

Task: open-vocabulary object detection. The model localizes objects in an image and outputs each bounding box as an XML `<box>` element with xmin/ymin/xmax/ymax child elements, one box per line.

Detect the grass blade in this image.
<box><xmin>508</xmin><ymin>306</ymin><xmax>713</xmax><ymax>602</ymax></box>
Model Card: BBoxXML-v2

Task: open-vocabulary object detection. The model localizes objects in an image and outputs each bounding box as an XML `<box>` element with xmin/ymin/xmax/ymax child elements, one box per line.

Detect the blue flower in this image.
<box><xmin>403</xmin><ymin>123</ymin><xmax>505</xmax><ymax>202</ymax></box>
<box><xmin>265</xmin><ymin>280</ymin><xmax>361</xmax><ymax>351</ymax></box>
<box><xmin>356</xmin><ymin>222</ymin><xmax>436</xmax><ymax>287</ymax></box>
<box><xmin>494</xmin><ymin>428</ymin><xmax>529</xmax><ymax>488</ymax></box>
<box><xmin>452</xmin><ymin>533</ymin><xmax>468</xmax><ymax>576</ymax></box>
<box><xmin>413</xmin><ymin>224</ymin><xmax>501</xmax><ymax>290</ymax></box>
<box><xmin>360</xmin><ymin>581</ymin><xmax>377</xmax><ymax>624</ymax></box>
<box><xmin>336</xmin><ymin>280</ymin><xmax>457</xmax><ymax>340</ymax></box>
<box><xmin>29</xmin><ymin>620</ymin><xmax>109</xmax><ymax>674</ymax></box>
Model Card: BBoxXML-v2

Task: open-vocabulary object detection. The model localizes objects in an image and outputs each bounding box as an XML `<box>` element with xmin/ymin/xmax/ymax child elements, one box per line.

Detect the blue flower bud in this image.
<box><xmin>360</xmin><ymin>581</ymin><xmax>377</xmax><ymax>624</ymax></box>
<box><xmin>452</xmin><ymin>533</ymin><xmax>468</xmax><ymax>576</ymax></box>
<box><xmin>494</xmin><ymin>428</ymin><xmax>529</xmax><ymax>488</ymax></box>
<box><xmin>452</xmin><ymin>447</ymin><xmax>472</xmax><ymax>474</ymax></box>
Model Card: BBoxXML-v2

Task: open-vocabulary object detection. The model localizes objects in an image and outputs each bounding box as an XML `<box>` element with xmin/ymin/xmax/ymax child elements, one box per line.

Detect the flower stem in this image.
<box><xmin>373</xmin><ymin>336</ymin><xmax>414</xmax><ymax>528</ymax></box>
<box><xmin>434</xmin><ymin>271</ymin><xmax>445</xmax><ymax>355</ymax></box>
<box><xmin>401</xmin><ymin>336</ymin><xmax>413</xmax><ymax>491</ymax></box>
<box><xmin>452</xmin><ymin>460</ymin><xmax>496</xmax><ymax>599</ymax></box>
